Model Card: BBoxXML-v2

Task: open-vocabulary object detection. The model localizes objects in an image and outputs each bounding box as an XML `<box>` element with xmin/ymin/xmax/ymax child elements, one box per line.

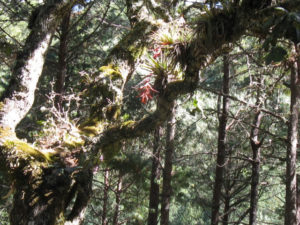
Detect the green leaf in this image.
<box><xmin>193</xmin><ymin>99</ymin><xmax>198</xmax><ymax>107</ymax></box>
<box><xmin>265</xmin><ymin>46</ymin><xmax>287</xmax><ymax>65</ymax></box>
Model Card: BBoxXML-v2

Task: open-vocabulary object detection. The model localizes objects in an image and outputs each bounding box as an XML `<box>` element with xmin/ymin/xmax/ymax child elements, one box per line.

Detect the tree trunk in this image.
<box><xmin>55</xmin><ymin>10</ymin><xmax>71</xmax><ymax>110</ymax></box>
<box><xmin>285</xmin><ymin>44</ymin><xmax>300</xmax><ymax>225</ymax></box>
<box><xmin>0</xmin><ymin>1</ymin><xmax>96</xmax><ymax>224</ymax></box>
<box><xmin>249</xmin><ymin>112</ymin><xmax>263</xmax><ymax>225</ymax></box>
<box><xmin>211</xmin><ymin>55</ymin><xmax>230</xmax><ymax>225</ymax></box>
<box><xmin>112</xmin><ymin>174</ymin><xmax>123</xmax><ymax>225</ymax></box>
<box><xmin>148</xmin><ymin>127</ymin><xmax>162</xmax><ymax>225</ymax></box>
<box><xmin>161</xmin><ymin>102</ymin><xmax>176</xmax><ymax>225</ymax></box>
<box><xmin>222</xmin><ymin>194</ymin><xmax>230</xmax><ymax>225</ymax></box>
<box><xmin>10</xmin><ymin>168</ymin><xmax>93</xmax><ymax>225</ymax></box>
<box><xmin>222</xmin><ymin>156</ymin><xmax>233</xmax><ymax>225</ymax></box>
<box><xmin>0</xmin><ymin>0</ymin><xmax>74</xmax><ymax>131</ymax></box>
<box><xmin>249</xmin><ymin>76</ymin><xmax>264</xmax><ymax>225</ymax></box>
<box><xmin>297</xmin><ymin>175</ymin><xmax>300</xmax><ymax>224</ymax></box>
<box><xmin>102</xmin><ymin>169</ymin><xmax>110</xmax><ymax>225</ymax></box>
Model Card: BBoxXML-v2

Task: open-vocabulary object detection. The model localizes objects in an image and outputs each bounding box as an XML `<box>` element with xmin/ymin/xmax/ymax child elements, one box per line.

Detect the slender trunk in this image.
<box><xmin>211</xmin><ymin>55</ymin><xmax>230</xmax><ymax>225</ymax></box>
<box><xmin>222</xmin><ymin>152</ymin><xmax>232</xmax><ymax>225</ymax></box>
<box><xmin>297</xmin><ymin>175</ymin><xmax>300</xmax><ymax>224</ymax></box>
<box><xmin>222</xmin><ymin>194</ymin><xmax>230</xmax><ymax>225</ymax></box>
<box><xmin>249</xmin><ymin>113</ymin><xmax>263</xmax><ymax>225</ymax></box>
<box><xmin>161</xmin><ymin>102</ymin><xmax>176</xmax><ymax>225</ymax></box>
<box><xmin>148</xmin><ymin>127</ymin><xmax>163</xmax><ymax>225</ymax></box>
<box><xmin>55</xmin><ymin>10</ymin><xmax>71</xmax><ymax>110</ymax></box>
<box><xmin>285</xmin><ymin>44</ymin><xmax>300</xmax><ymax>225</ymax></box>
<box><xmin>249</xmin><ymin>76</ymin><xmax>264</xmax><ymax>225</ymax></box>
<box><xmin>102</xmin><ymin>170</ymin><xmax>110</xmax><ymax>225</ymax></box>
<box><xmin>112</xmin><ymin>174</ymin><xmax>123</xmax><ymax>225</ymax></box>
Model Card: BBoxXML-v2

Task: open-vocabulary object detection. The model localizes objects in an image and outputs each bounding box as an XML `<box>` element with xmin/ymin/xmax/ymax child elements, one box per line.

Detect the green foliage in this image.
<box><xmin>265</xmin><ymin>46</ymin><xmax>287</xmax><ymax>65</ymax></box>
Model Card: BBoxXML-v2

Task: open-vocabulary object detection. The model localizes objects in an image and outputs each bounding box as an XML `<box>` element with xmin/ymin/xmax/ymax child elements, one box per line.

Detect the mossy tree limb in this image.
<box><xmin>92</xmin><ymin>0</ymin><xmax>300</xmax><ymax>162</ymax></box>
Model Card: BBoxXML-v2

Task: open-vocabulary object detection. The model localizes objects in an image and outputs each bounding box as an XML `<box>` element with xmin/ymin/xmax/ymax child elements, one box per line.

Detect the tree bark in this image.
<box><xmin>222</xmin><ymin>193</ymin><xmax>230</xmax><ymax>225</ymax></box>
<box><xmin>211</xmin><ymin>55</ymin><xmax>230</xmax><ymax>225</ymax></box>
<box><xmin>0</xmin><ymin>1</ymin><xmax>97</xmax><ymax>224</ymax></box>
<box><xmin>285</xmin><ymin>44</ymin><xmax>300</xmax><ymax>225</ymax></box>
<box><xmin>161</xmin><ymin>102</ymin><xmax>176</xmax><ymax>225</ymax></box>
<box><xmin>148</xmin><ymin>127</ymin><xmax>162</xmax><ymax>225</ymax></box>
<box><xmin>222</xmin><ymin>156</ymin><xmax>233</xmax><ymax>225</ymax></box>
<box><xmin>112</xmin><ymin>174</ymin><xmax>123</xmax><ymax>225</ymax></box>
<box><xmin>55</xmin><ymin>10</ymin><xmax>71</xmax><ymax>111</ymax></box>
<box><xmin>249</xmin><ymin>76</ymin><xmax>264</xmax><ymax>225</ymax></box>
<box><xmin>297</xmin><ymin>175</ymin><xmax>300</xmax><ymax>224</ymax></box>
<box><xmin>101</xmin><ymin>169</ymin><xmax>110</xmax><ymax>225</ymax></box>
<box><xmin>0</xmin><ymin>0</ymin><xmax>74</xmax><ymax>132</ymax></box>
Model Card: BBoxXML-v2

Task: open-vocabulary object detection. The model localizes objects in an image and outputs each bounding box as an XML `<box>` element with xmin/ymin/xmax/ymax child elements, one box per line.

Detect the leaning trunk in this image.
<box><xmin>0</xmin><ymin>0</ymin><xmax>73</xmax><ymax>131</ymax></box>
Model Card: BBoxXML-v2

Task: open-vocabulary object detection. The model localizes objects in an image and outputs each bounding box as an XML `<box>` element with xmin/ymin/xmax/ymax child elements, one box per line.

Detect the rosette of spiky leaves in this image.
<box><xmin>151</xmin><ymin>19</ymin><xmax>193</xmax><ymax>73</ymax></box>
<box><xmin>144</xmin><ymin>51</ymin><xmax>175</xmax><ymax>77</ymax></box>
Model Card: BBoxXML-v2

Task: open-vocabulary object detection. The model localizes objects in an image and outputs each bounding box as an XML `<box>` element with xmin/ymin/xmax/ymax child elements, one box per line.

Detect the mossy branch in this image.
<box><xmin>90</xmin><ymin>0</ymin><xmax>300</xmax><ymax>162</ymax></box>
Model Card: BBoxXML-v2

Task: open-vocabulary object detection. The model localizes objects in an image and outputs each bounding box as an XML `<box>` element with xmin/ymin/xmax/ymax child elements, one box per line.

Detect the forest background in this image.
<box><xmin>0</xmin><ymin>0</ymin><xmax>300</xmax><ymax>225</ymax></box>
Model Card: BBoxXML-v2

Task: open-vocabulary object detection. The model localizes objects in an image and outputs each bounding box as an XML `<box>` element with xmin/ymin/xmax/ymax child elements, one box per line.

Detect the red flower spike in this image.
<box><xmin>137</xmin><ymin>83</ymin><xmax>159</xmax><ymax>104</ymax></box>
<box><xmin>153</xmin><ymin>47</ymin><xmax>161</xmax><ymax>59</ymax></box>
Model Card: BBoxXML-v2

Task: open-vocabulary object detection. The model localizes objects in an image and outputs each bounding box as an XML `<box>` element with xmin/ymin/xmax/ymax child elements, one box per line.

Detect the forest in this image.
<box><xmin>0</xmin><ymin>0</ymin><xmax>300</xmax><ymax>224</ymax></box>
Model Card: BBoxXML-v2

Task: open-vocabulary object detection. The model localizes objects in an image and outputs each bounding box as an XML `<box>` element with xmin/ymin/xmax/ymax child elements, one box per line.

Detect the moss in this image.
<box><xmin>0</xmin><ymin>126</ymin><xmax>14</xmax><ymax>139</ymax></box>
<box><xmin>4</xmin><ymin>140</ymin><xmax>51</xmax><ymax>161</ymax></box>
<box><xmin>63</xmin><ymin>133</ymin><xmax>85</xmax><ymax>148</ymax></box>
<box><xmin>105</xmin><ymin>105</ymin><xmax>121</xmax><ymax>121</ymax></box>
<box><xmin>0</xmin><ymin>127</ymin><xmax>52</xmax><ymax>161</ymax></box>
<box><xmin>0</xmin><ymin>102</ymin><xmax>4</xmax><ymax>111</ymax></box>
<box><xmin>121</xmin><ymin>120</ymin><xmax>136</xmax><ymax>128</ymax></box>
<box><xmin>131</xmin><ymin>45</ymin><xmax>148</xmax><ymax>61</ymax></box>
<box><xmin>106</xmin><ymin>21</ymin><xmax>156</xmax><ymax>64</ymax></box>
<box><xmin>99</xmin><ymin>64</ymin><xmax>123</xmax><ymax>80</ymax></box>
<box><xmin>79</xmin><ymin>119</ymin><xmax>105</xmax><ymax>137</ymax></box>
